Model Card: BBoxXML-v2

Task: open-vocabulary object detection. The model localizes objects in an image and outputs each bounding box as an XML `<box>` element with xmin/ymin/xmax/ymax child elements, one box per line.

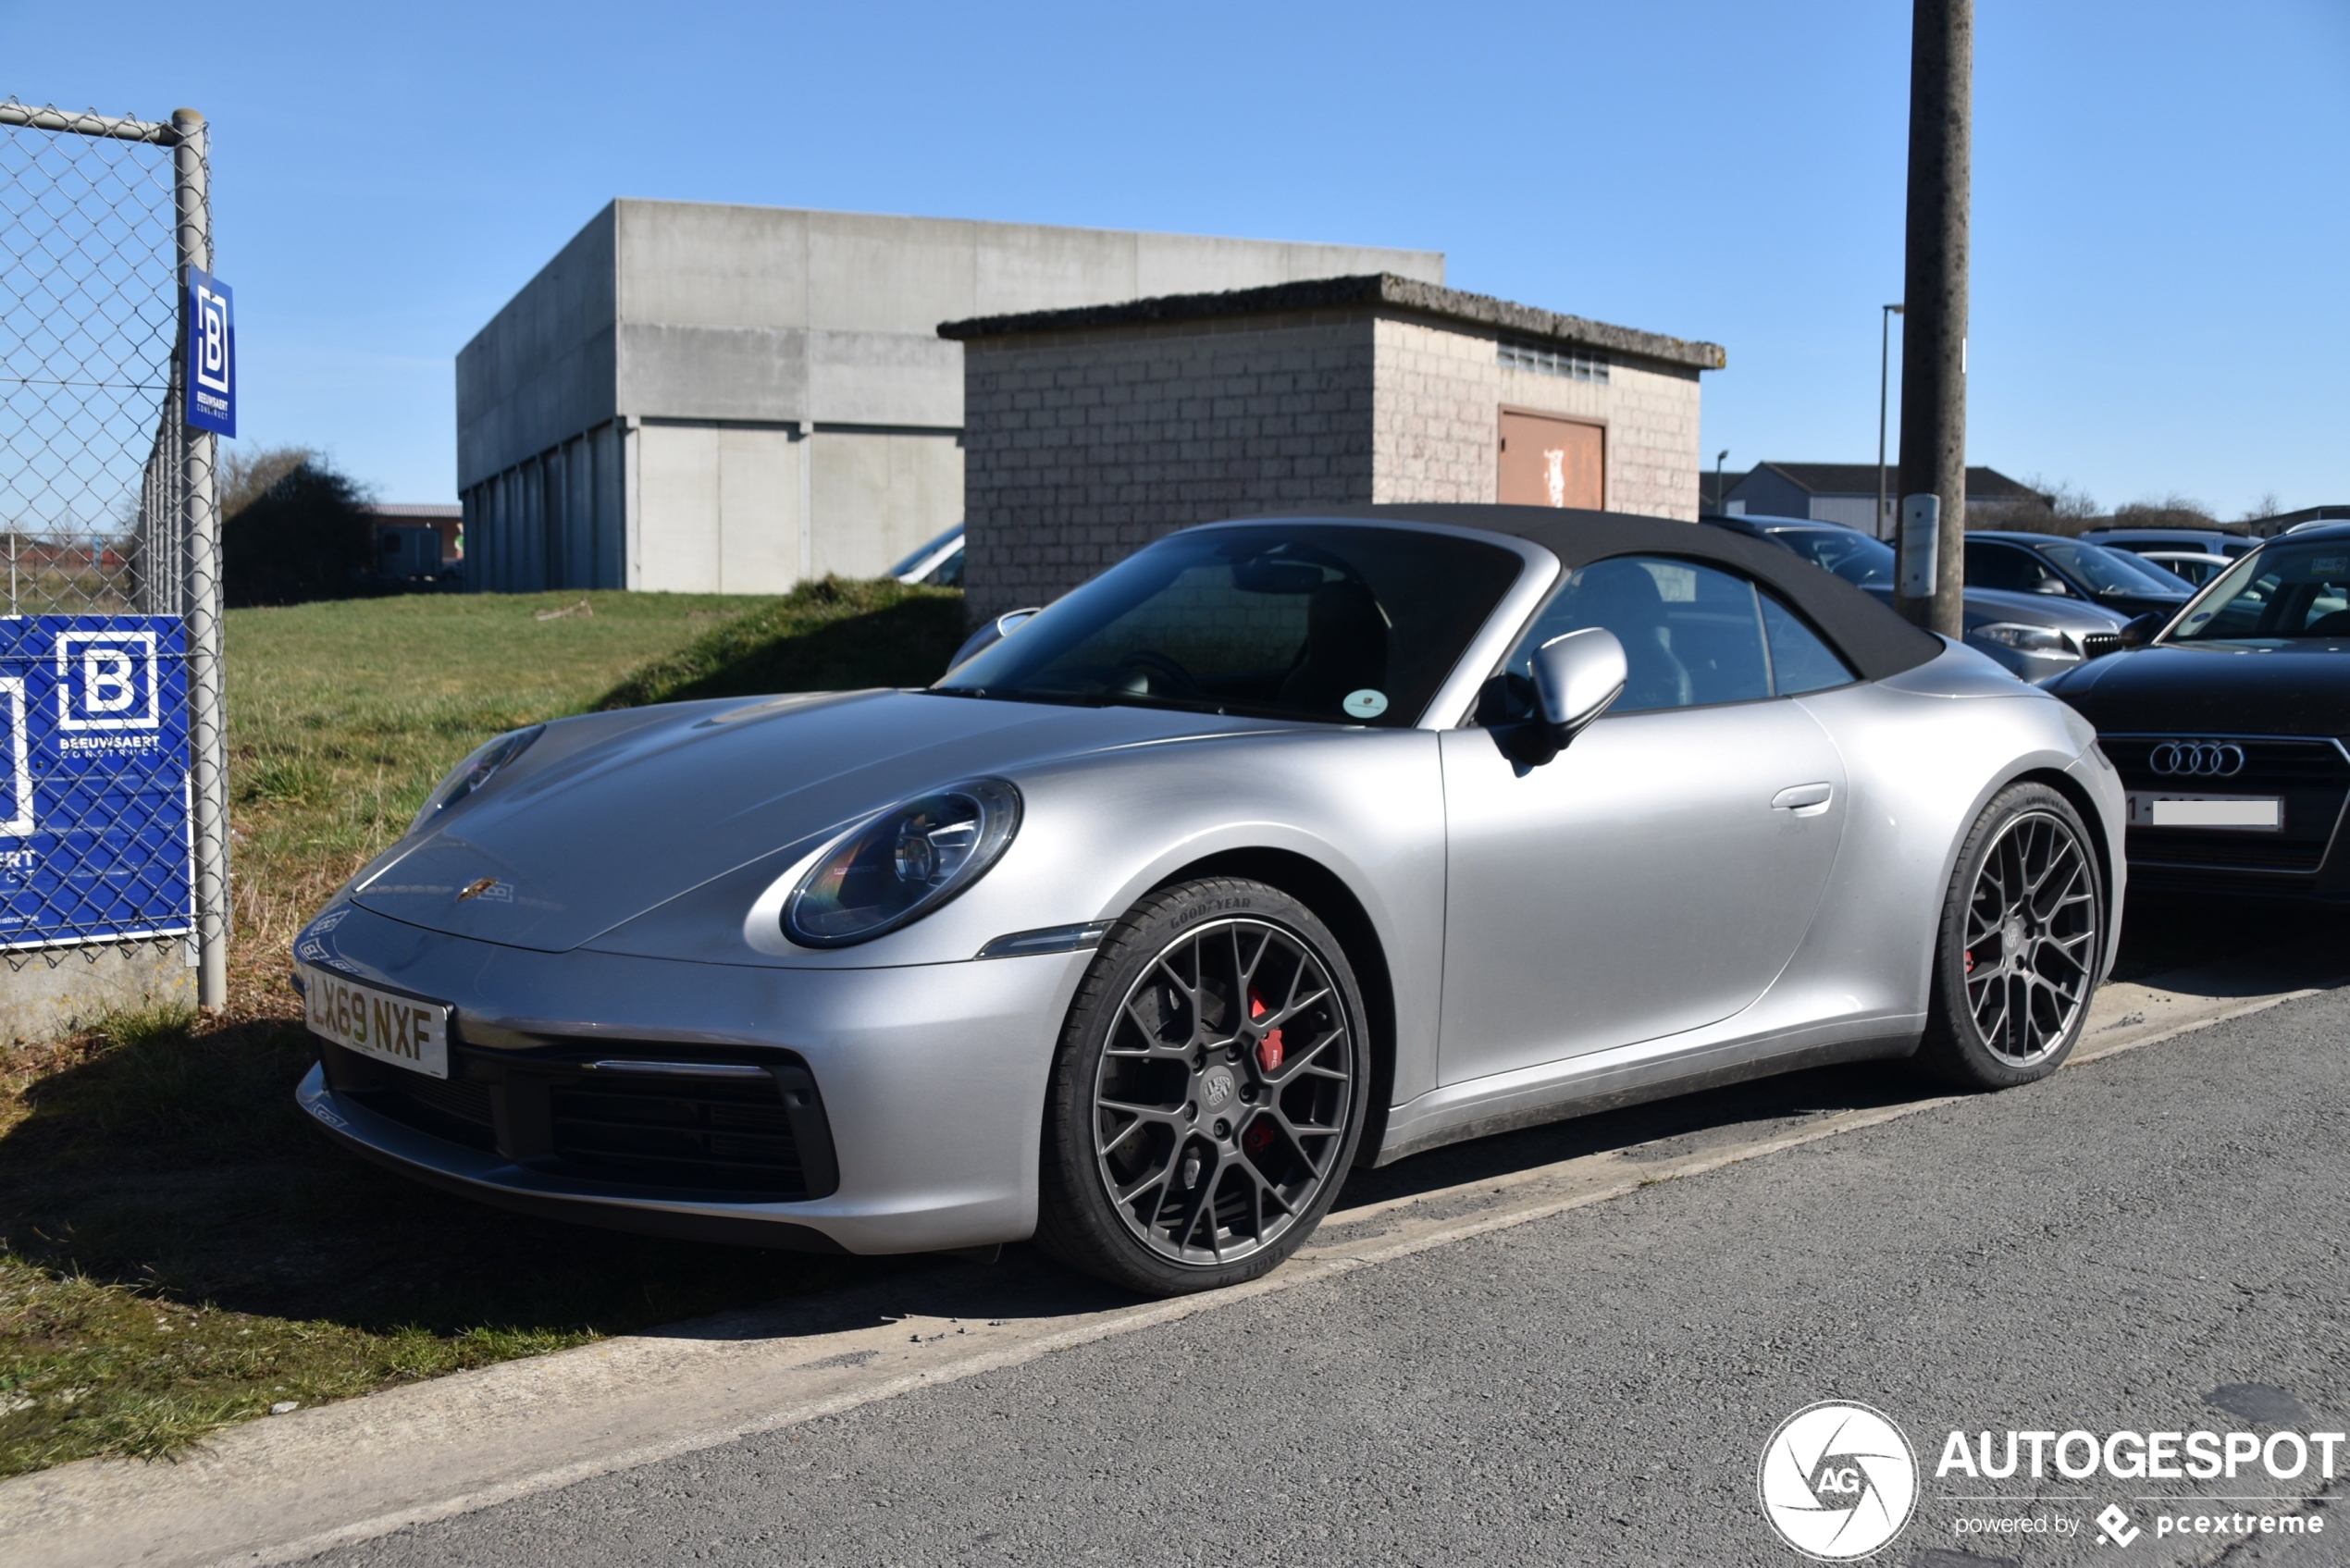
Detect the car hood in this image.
<box><xmin>350</xmin><ymin>689</ymin><xmax>1291</xmax><ymax>953</ymax></box>
<box><xmin>2043</xmin><ymin>643</ymin><xmax>2350</xmax><ymax>735</ymax></box>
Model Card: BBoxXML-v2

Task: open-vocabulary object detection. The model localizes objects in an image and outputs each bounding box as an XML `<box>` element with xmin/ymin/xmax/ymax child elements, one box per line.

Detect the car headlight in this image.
<box><xmin>784</xmin><ymin>779</ymin><xmax>1022</xmax><ymax>947</ymax></box>
<box><xmin>1973</xmin><ymin>623</ymin><xmax>2080</xmax><ymax>659</ymax></box>
<box><xmin>409</xmin><ymin>725</ymin><xmax>545</xmax><ymax>833</ymax></box>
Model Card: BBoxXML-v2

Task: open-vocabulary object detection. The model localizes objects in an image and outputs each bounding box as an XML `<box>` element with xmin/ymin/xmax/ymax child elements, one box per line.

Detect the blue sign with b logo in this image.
<box><xmin>184</xmin><ymin>265</ymin><xmax>235</xmax><ymax>438</ymax></box>
<box><xmin>0</xmin><ymin>616</ymin><xmax>192</xmax><ymax>949</ymax></box>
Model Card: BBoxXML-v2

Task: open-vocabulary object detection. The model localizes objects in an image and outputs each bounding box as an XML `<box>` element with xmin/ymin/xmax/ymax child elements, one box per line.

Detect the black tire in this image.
<box><xmin>1918</xmin><ymin>782</ymin><xmax>2106</xmax><ymax>1090</ymax></box>
<box><xmin>1034</xmin><ymin>877</ymin><xmax>1370</xmax><ymax>1296</ymax></box>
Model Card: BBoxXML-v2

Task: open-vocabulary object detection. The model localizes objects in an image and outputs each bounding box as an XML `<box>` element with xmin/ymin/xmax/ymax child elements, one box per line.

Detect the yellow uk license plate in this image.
<box><xmin>298</xmin><ymin>963</ymin><xmax>451</xmax><ymax>1079</ymax></box>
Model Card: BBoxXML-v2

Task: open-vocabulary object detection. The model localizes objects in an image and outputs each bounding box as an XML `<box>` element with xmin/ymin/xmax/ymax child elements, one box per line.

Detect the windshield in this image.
<box><xmin>2168</xmin><ymin>539</ymin><xmax>2350</xmax><ymax>645</ymax></box>
<box><xmin>2033</xmin><ymin>538</ymin><xmax>2191</xmax><ymax>598</ymax></box>
<box><xmin>1770</xmin><ymin>527</ymin><xmax>1896</xmax><ymax>588</ymax></box>
<box><xmin>934</xmin><ymin>524</ymin><xmax>1526</xmax><ymax>725</ymax></box>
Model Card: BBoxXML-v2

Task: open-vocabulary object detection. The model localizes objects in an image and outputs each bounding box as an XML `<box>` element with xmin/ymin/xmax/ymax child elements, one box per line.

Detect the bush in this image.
<box><xmin>2109</xmin><ymin>496</ymin><xmax>2236</xmax><ymax>533</ymax></box>
<box><xmin>221</xmin><ymin>459</ymin><xmax>379</xmax><ymax>608</ymax></box>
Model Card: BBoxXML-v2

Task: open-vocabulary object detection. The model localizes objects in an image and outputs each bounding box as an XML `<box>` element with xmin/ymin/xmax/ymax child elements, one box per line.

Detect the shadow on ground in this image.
<box><xmin>594</xmin><ymin>582</ymin><xmax>966</xmax><ymax>710</ymax></box>
<box><xmin>0</xmin><ymin>1019</ymin><xmax>912</xmax><ymax>1337</ymax></box>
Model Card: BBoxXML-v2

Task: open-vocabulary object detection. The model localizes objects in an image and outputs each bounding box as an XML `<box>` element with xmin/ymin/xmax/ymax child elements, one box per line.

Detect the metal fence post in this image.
<box><xmin>173</xmin><ymin>106</ymin><xmax>230</xmax><ymax>1010</ymax></box>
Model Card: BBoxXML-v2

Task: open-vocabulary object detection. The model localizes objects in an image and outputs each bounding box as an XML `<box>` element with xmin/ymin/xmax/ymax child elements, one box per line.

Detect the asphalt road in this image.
<box><xmin>303</xmin><ymin>969</ymin><xmax>2350</xmax><ymax>1568</ymax></box>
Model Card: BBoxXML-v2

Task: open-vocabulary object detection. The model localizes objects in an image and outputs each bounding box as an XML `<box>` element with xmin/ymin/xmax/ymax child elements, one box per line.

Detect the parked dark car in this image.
<box><xmin>1705</xmin><ymin>515</ymin><xmax>2127</xmax><ymax>684</ymax></box>
<box><xmin>2043</xmin><ymin>525</ymin><xmax>2350</xmax><ymax>901</ymax></box>
<box><xmin>2079</xmin><ymin>526</ymin><xmax>2256</xmax><ymax>564</ymax></box>
<box><xmin>1964</xmin><ymin>532</ymin><xmax>2197</xmax><ymax>621</ymax></box>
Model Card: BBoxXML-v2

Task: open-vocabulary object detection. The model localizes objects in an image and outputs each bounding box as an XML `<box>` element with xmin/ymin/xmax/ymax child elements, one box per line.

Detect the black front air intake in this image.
<box><xmin>319</xmin><ymin>1040</ymin><xmax>840</xmax><ymax>1201</ymax></box>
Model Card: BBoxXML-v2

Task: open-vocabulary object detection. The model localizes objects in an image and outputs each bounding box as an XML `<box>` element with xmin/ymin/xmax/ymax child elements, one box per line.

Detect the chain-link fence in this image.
<box><xmin>0</xmin><ymin>101</ymin><xmax>229</xmax><ymax>1009</ymax></box>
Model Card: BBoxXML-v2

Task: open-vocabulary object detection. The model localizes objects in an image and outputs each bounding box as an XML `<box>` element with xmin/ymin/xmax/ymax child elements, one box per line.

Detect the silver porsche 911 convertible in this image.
<box><xmin>292</xmin><ymin>504</ymin><xmax>2124</xmax><ymax>1296</ymax></box>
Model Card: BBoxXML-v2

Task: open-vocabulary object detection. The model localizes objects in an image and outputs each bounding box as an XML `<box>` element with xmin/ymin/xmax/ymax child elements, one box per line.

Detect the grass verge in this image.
<box><xmin>2</xmin><ymin>581</ymin><xmax>959</xmax><ymax>1477</ymax></box>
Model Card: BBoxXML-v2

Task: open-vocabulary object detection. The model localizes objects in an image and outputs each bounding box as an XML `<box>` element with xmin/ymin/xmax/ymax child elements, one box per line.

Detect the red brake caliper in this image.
<box><xmin>1247</xmin><ymin>988</ymin><xmax>1284</xmax><ymax>1072</ymax></box>
<box><xmin>1245</xmin><ymin>988</ymin><xmax>1283</xmax><ymax>1156</ymax></box>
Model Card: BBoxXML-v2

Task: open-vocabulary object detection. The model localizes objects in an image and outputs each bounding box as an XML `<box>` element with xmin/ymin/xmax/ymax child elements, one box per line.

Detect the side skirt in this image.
<box><xmin>1369</xmin><ymin>1031</ymin><xmax>1923</xmax><ymax>1167</ymax></box>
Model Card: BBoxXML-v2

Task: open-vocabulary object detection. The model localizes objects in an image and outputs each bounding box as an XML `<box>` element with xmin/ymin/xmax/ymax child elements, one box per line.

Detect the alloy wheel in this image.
<box><xmin>1960</xmin><ymin>809</ymin><xmax>2099</xmax><ymax>1068</ymax></box>
<box><xmin>1091</xmin><ymin>917</ymin><xmax>1356</xmax><ymax>1266</ymax></box>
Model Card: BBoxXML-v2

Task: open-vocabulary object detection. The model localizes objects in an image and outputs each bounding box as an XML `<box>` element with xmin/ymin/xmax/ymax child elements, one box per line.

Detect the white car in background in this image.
<box><xmin>890</xmin><ymin>525</ymin><xmax>964</xmax><ymax>586</ymax></box>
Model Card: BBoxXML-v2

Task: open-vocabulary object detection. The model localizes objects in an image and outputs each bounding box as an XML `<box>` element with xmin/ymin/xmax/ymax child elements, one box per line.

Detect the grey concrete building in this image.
<box><xmin>942</xmin><ymin>274</ymin><xmax>1725</xmax><ymax>621</ymax></box>
<box><xmin>455</xmin><ymin>202</ymin><xmax>1442</xmax><ymax>594</ymax></box>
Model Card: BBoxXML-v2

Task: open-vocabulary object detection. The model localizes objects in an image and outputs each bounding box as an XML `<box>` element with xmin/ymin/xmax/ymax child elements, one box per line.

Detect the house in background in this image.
<box><xmin>2246</xmin><ymin>503</ymin><xmax>2350</xmax><ymax>538</ymax></box>
<box><xmin>365</xmin><ymin>502</ymin><xmax>461</xmax><ymax>579</ymax></box>
<box><xmin>1721</xmin><ymin>462</ymin><xmax>2049</xmax><ymax>535</ymax></box>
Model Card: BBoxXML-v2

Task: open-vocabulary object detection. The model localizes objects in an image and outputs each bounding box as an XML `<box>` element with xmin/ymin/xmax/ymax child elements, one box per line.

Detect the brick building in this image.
<box><xmin>940</xmin><ymin>274</ymin><xmax>1724</xmax><ymax>620</ymax></box>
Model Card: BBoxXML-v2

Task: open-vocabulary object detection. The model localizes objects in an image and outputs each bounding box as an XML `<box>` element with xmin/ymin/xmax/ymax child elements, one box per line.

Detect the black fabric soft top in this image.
<box><xmin>1266</xmin><ymin>503</ymin><xmax>1947</xmax><ymax>683</ymax></box>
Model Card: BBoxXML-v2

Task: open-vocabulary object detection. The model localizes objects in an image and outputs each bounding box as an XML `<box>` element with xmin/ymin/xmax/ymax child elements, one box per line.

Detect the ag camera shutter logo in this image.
<box><xmin>1759</xmin><ymin>1401</ymin><xmax>1918</xmax><ymax>1561</ymax></box>
<box><xmin>56</xmin><ymin>631</ymin><xmax>159</xmax><ymax>731</ymax></box>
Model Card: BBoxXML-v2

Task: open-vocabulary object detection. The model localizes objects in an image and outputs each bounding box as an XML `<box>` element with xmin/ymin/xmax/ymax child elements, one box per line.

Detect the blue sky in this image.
<box><xmin>9</xmin><ymin>0</ymin><xmax>2345</xmax><ymax>516</ymax></box>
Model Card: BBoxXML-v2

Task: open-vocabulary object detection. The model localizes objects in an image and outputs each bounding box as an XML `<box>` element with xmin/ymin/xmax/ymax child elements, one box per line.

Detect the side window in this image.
<box><xmin>1761</xmin><ymin>594</ymin><xmax>1855</xmax><ymax>695</ymax></box>
<box><xmin>1499</xmin><ymin>556</ymin><xmax>1854</xmax><ymax>716</ymax></box>
<box><xmin>1966</xmin><ymin>540</ymin><xmax>2067</xmax><ymax>597</ymax></box>
<box><xmin>1963</xmin><ymin>540</ymin><xmax>2023</xmax><ymax>592</ymax></box>
<box><xmin>1502</xmin><ymin>558</ymin><xmax>1758</xmax><ymax>713</ymax></box>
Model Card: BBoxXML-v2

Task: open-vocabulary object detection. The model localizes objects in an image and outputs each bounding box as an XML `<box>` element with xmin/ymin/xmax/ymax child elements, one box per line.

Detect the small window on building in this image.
<box><xmin>1498</xmin><ymin>339</ymin><xmax>1609</xmax><ymax>384</ymax></box>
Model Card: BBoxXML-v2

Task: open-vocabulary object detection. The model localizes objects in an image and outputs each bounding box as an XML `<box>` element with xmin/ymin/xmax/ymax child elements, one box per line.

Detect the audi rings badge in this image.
<box><xmin>2148</xmin><ymin>741</ymin><xmax>2247</xmax><ymax>778</ymax></box>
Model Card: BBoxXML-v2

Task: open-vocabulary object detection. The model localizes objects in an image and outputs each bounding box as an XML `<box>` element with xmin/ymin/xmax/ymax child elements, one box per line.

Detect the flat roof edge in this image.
<box><xmin>939</xmin><ymin>272</ymin><xmax>1725</xmax><ymax>371</ymax></box>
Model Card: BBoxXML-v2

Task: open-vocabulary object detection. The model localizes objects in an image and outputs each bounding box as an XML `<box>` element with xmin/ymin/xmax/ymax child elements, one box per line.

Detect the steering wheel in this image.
<box><xmin>1113</xmin><ymin>649</ymin><xmax>1206</xmax><ymax>698</ymax></box>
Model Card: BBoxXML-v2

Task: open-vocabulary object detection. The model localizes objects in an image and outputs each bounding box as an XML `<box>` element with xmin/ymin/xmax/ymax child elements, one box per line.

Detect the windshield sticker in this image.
<box><xmin>1342</xmin><ymin>689</ymin><xmax>1390</xmax><ymax>720</ymax></box>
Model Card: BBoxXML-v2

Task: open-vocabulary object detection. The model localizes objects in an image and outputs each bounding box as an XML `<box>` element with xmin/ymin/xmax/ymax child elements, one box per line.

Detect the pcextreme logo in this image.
<box><xmin>1758</xmin><ymin>1401</ymin><xmax>1919</xmax><ymax>1561</ymax></box>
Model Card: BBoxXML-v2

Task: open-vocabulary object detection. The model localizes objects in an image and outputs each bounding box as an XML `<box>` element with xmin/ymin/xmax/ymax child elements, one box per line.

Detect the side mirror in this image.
<box><xmin>2081</xmin><ymin>612</ymin><xmax>2165</xmax><ymax>661</ymax></box>
<box><xmin>1516</xmin><ymin>628</ymin><xmax>1626</xmax><ymax>763</ymax></box>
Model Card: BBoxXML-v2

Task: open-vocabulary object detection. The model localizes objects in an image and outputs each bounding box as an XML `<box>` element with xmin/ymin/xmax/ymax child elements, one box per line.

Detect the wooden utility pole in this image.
<box><xmin>1893</xmin><ymin>0</ymin><xmax>1971</xmax><ymax>636</ymax></box>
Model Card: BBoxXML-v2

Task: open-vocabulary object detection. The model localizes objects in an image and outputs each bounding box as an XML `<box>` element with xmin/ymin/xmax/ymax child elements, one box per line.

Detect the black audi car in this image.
<box><xmin>2044</xmin><ymin>525</ymin><xmax>2350</xmax><ymax>900</ymax></box>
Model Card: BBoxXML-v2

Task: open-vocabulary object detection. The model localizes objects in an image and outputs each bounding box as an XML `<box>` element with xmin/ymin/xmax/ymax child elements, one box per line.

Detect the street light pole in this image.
<box><xmin>1877</xmin><ymin>303</ymin><xmax>1903</xmax><ymax>541</ymax></box>
<box><xmin>1894</xmin><ymin>0</ymin><xmax>1972</xmax><ymax>636</ymax></box>
<box><xmin>1714</xmin><ymin>450</ymin><xmax>1729</xmax><ymax>515</ymax></box>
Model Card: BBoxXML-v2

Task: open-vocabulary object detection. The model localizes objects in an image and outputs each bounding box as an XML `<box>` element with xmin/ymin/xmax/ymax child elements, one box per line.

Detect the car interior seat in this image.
<box><xmin>1280</xmin><ymin>579</ymin><xmax>1390</xmax><ymax>714</ymax></box>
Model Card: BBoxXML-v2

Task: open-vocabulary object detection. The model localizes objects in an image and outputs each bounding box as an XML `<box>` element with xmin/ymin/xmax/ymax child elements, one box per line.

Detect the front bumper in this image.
<box><xmin>293</xmin><ymin>904</ymin><xmax>1090</xmax><ymax>1254</ymax></box>
<box><xmin>2097</xmin><ymin>735</ymin><xmax>2350</xmax><ymax>903</ymax></box>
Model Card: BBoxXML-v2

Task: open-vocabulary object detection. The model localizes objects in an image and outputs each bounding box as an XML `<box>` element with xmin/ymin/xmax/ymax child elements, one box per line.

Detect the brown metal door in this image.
<box><xmin>1497</xmin><ymin>411</ymin><xmax>1603</xmax><ymax>509</ymax></box>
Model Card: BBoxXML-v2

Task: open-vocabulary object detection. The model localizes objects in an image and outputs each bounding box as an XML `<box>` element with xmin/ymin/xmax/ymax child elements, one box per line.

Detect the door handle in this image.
<box><xmin>1771</xmin><ymin>783</ymin><xmax>1833</xmax><ymax>812</ymax></box>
